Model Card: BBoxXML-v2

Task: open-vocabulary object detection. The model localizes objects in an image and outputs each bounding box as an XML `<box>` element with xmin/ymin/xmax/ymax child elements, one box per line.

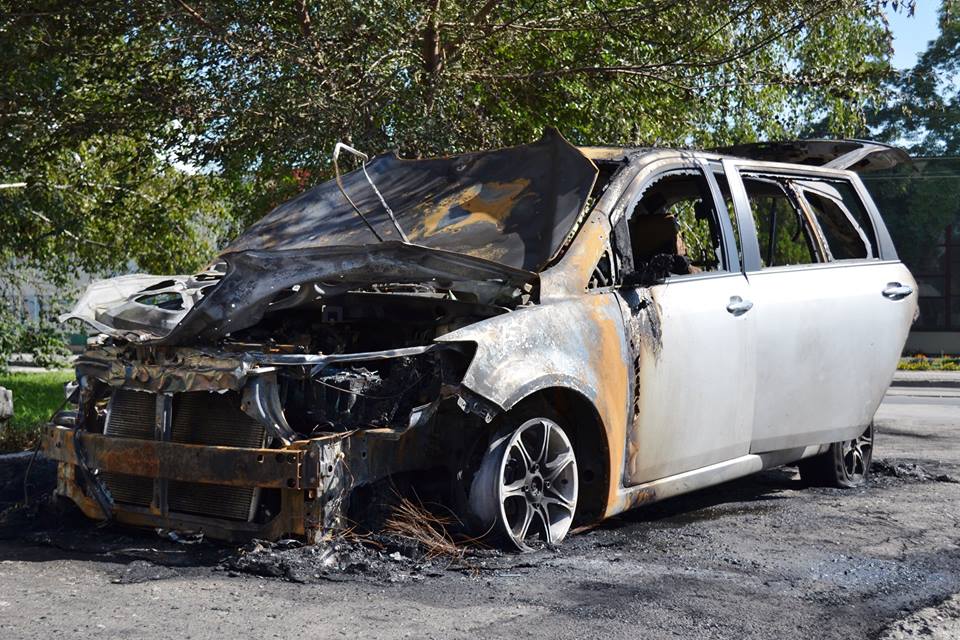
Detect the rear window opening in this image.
<box><xmin>741</xmin><ymin>174</ymin><xmax>878</xmax><ymax>267</ymax></box>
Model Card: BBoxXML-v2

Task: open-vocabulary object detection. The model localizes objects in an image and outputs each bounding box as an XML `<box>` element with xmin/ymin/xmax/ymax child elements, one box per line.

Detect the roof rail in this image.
<box><xmin>712</xmin><ymin>139</ymin><xmax>910</xmax><ymax>173</ymax></box>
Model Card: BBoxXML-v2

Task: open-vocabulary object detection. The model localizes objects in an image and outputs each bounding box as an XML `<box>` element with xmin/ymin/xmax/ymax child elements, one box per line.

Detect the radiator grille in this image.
<box><xmin>104</xmin><ymin>389</ymin><xmax>155</xmax><ymax>439</ymax></box>
<box><xmin>168</xmin><ymin>392</ymin><xmax>265</xmax><ymax>521</ymax></box>
<box><xmin>101</xmin><ymin>389</ymin><xmax>156</xmax><ymax>508</ymax></box>
<box><xmin>99</xmin><ymin>389</ymin><xmax>266</xmax><ymax>522</ymax></box>
<box><xmin>171</xmin><ymin>391</ymin><xmax>266</xmax><ymax>448</ymax></box>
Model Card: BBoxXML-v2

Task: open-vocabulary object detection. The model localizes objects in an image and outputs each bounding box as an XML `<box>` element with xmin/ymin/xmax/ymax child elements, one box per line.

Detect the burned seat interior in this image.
<box><xmin>624</xmin><ymin>171</ymin><xmax>726</xmax><ymax>285</ymax></box>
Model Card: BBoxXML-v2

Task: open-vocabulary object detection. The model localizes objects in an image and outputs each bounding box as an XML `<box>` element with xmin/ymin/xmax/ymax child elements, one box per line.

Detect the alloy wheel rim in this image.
<box><xmin>497</xmin><ymin>418</ymin><xmax>578</xmax><ymax>550</ymax></box>
<box><xmin>841</xmin><ymin>424</ymin><xmax>873</xmax><ymax>479</ymax></box>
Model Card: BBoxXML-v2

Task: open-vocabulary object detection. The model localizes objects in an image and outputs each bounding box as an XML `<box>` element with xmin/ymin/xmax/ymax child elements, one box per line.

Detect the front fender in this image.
<box><xmin>437</xmin><ymin>294</ymin><xmax>631</xmax><ymax>510</ymax></box>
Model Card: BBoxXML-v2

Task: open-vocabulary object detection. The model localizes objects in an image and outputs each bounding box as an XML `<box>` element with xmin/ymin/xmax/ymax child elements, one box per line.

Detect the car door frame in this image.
<box><xmin>720</xmin><ymin>158</ymin><xmax>901</xmax><ymax>268</ymax></box>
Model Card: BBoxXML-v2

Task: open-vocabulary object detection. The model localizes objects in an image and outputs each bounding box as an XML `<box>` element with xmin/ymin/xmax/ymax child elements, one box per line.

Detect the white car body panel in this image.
<box><xmin>619</xmin><ymin>272</ymin><xmax>756</xmax><ymax>484</ymax></box>
<box><xmin>747</xmin><ymin>261</ymin><xmax>918</xmax><ymax>452</ymax></box>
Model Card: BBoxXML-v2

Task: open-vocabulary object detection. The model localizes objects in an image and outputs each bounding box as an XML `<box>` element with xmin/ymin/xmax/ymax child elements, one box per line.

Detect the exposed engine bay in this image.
<box><xmin>74</xmin><ymin>286</ymin><xmax>505</xmax><ymax>441</ymax></box>
<box><xmin>56</xmin><ymin>282</ymin><xmax>512</xmax><ymax>542</ymax></box>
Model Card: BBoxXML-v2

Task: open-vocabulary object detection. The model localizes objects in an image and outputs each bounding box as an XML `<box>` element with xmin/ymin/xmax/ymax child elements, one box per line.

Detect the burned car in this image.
<box><xmin>44</xmin><ymin>131</ymin><xmax>917</xmax><ymax>550</ymax></box>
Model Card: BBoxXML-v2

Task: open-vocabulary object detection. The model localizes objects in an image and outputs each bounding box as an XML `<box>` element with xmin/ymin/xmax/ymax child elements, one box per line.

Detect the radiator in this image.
<box><xmin>101</xmin><ymin>389</ymin><xmax>266</xmax><ymax>522</ymax></box>
<box><xmin>101</xmin><ymin>390</ymin><xmax>155</xmax><ymax>508</ymax></box>
<box><xmin>168</xmin><ymin>391</ymin><xmax>266</xmax><ymax>521</ymax></box>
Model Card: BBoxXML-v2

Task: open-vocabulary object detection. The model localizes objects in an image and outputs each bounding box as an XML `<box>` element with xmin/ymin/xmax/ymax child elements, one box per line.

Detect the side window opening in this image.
<box><xmin>625</xmin><ymin>169</ymin><xmax>726</xmax><ymax>284</ymax></box>
<box><xmin>711</xmin><ymin>168</ymin><xmax>743</xmax><ymax>269</ymax></box>
<box><xmin>838</xmin><ymin>185</ymin><xmax>880</xmax><ymax>257</ymax></box>
<box><xmin>794</xmin><ymin>179</ymin><xmax>877</xmax><ymax>260</ymax></box>
<box><xmin>742</xmin><ymin>175</ymin><xmax>821</xmax><ymax>268</ymax></box>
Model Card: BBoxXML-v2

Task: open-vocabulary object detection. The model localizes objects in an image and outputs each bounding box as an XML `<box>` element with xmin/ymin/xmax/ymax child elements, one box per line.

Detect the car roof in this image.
<box><xmin>577</xmin><ymin>139</ymin><xmax>910</xmax><ymax>173</ymax></box>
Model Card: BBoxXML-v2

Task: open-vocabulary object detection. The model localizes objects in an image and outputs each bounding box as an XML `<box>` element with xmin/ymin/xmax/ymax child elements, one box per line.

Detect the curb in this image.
<box><xmin>890</xmin><ymin>374</ymin><xmax>960</xmax><ymax>390</ymax></box>
<box><xmin>0</xmin><ymin>451</ymin><xmax>38</xmax><ymax>462</ymax></box>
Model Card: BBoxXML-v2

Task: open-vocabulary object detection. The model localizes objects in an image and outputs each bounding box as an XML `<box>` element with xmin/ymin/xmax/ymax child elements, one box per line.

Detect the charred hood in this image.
<box><xmin>63</xmin><ymin>243</ymin><xmax>535</xmax><ymax>344</ymax></box>
<box><xmin>223</xmin><ymin>128</ymin><xmax>598</xmax><ymax>270</ymax></box>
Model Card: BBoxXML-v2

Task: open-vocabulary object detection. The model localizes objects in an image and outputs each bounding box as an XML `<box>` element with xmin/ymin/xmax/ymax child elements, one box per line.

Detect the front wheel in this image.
<box><xmin>468</xmin><ymin>416</ymin><xmax>579</xmax><ymax>550</ymax></box>
<box><xmin>799</xmin><ymin>422</ymin><xmax>874</xmax><ymax>488</ymax></box>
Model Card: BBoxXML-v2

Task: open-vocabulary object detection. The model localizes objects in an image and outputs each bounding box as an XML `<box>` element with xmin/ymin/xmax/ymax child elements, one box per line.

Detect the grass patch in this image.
<box><xmin>0</xmin><ymin>370</ymin><xmax>73</xmax><ymax>452</ymax></box>
<box><xmin>898</xmin><ymin>355</ymin><xmax>960</xmax><ymax>371</ymax></box>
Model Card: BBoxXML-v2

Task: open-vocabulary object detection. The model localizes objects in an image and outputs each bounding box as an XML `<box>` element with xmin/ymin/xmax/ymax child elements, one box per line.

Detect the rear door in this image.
<box><xmin>724</xmin><ymin>161</ymin><xmax>917</xmax><ymax>453</ymax></box>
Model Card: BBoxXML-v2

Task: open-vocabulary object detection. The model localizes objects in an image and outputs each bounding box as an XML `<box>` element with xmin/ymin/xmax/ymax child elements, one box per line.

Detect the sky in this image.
<box><xmin>887</xmin><ymin>1</ymin><xmax>942</xmax><ymax>69</ymax></box>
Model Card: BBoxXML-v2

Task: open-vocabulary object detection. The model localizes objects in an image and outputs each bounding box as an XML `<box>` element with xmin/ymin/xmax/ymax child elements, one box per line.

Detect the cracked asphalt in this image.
<box><xmin>1</xmin><ymin>386</ymin><xmax>958</xmax><ymax>640</ymax></box>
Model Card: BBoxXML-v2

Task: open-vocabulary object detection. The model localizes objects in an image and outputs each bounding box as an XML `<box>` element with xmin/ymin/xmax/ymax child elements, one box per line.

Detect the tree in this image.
<box><xmin>158</xmin><ymin>0</ymin><xmax>901</xmax><ymax>221</ymax></box>
<box><xmin>5</xmin><ymin>2</ymin><xmax>904</xmax><ymax>230</ymax></box>
<box><xmin>0</xmin><ymin>1</ymin><xmax>911</xmax><ymax>365</ymax></box>
<box><xmin>864</xmin><ymin>1</ymin><xmax>960</xmax><ymax>269</ymax></box>
<box><xmin>871</xmin><ymin>0</ymin><xmax>959</xmax><ymax>155</ymax></box>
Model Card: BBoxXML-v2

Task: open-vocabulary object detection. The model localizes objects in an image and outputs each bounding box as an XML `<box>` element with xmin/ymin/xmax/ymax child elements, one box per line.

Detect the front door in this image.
<box><xmin>615</xmin><ymin>160</ymin><xmax>756</xmax><ymax>485</ymax></box>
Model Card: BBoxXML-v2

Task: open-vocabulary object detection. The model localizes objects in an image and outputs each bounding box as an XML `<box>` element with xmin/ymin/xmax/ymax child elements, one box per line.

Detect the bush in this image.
<box><xmin>0</xmin><ymin>303</ymin><xmax>20</xmax><ymax>374</ymax></box>
<box><xmin>898</xmin><ymin>356</ymin><xmax>960</xmax><ymax>371</ymax></box>
<box><xmin>0</xmin><ymin>302</ymin><xmax>71</xmax><ymax>373</ymax></box>
<box><xmin>17</xmin><ymin>319</ymin><xmax>71</xmax><ymax>369</ymax></box>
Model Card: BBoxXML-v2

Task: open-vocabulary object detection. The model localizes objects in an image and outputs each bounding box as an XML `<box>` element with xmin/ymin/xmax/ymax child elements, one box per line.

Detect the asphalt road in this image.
<box><xmin>1</xmin><ymin>387</ymin><xmax>958</xmax><ymax>640</ymax></box>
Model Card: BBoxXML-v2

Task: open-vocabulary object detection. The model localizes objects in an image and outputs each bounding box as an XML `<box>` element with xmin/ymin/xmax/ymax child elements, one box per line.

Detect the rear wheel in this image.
<box><xmin>469</xmin><ymin>416</ymin><xmax>578</xmax><ymax>550</ymax></box>
<box><xmin>799</xmin><ymin>422</ymin><xmax>874</xmax><ymax>488</ymax></box>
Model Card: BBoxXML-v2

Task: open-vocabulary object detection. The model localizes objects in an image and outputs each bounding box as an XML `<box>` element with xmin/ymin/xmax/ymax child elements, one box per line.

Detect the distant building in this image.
<box><xmin>863</xmin><ymin>157</ymin><xmax>960</xmax><ymax>355</ymax></box>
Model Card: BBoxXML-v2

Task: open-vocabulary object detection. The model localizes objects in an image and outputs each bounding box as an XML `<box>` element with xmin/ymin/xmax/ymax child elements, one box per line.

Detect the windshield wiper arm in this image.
<box><xmin>332</xmin><ymin>142</ymin><xmax>409</xmax><ymax>243</ymax></box>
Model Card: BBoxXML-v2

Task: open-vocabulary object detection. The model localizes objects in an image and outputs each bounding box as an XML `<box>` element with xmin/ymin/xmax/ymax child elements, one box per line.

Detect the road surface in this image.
<box><xmin>0</xmin><ymin>387</ymin><xmax>958</xmax><ymax>639</ymax></box>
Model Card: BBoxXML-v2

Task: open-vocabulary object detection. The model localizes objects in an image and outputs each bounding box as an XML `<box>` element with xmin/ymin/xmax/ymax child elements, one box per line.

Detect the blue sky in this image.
<box><xmin>887</xmin><ymin>2</ymin><xmax>941</xmax><ymax>69</ymax></box>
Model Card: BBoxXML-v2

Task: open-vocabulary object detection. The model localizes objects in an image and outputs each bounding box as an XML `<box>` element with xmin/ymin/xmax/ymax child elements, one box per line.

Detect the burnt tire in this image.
<box><xmin>468</xmin><ymin>416</ymin><xmax>578</xmax><ymax>551</ymax></box>
<box><xmin>798</xmin><ymin>422</ymin><xmax>874</xmax><ymax>488</ymax></box>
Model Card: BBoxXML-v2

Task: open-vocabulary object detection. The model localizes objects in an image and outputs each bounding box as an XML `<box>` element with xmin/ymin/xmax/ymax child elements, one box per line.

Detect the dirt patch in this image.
<box><xmin>878</xmin><ymin>594</ymin><xmax>960</xmax><ymax>640</ymax></box>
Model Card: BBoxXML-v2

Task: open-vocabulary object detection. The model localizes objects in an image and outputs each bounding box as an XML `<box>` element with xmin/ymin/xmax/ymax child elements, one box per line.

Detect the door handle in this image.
<box><xmin>726</xmin><ymin>296</ymin><xmax>753</xmax><ymax>316</ymax></box>
<box><xmin>882</xmin><ymin>283</ymin><xmax>913</xmax><ymax>300</ymax></box>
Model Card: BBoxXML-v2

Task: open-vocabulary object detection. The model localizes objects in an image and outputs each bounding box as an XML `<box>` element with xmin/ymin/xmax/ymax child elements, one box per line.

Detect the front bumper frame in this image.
<box><xmin>41</xmin><ymin>425</ymin><xmax>348</xmax><ymax>542</ymax></box>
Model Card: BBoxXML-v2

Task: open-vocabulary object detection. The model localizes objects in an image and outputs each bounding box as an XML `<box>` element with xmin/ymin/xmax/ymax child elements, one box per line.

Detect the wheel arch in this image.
<box><xmin>505</xmin><ymin>386</ymin><xmax>611</xmax><ymax>525</ymax></box>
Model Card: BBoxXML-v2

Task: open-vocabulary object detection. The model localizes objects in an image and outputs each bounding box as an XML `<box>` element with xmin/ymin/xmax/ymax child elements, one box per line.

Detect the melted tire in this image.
<box><xmin>799</xmin><ymin>422</ymin><xmax>874</xmax><ymax>489</ymax></box>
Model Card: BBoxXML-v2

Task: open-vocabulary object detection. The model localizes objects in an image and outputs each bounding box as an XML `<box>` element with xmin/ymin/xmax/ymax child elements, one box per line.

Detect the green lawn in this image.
<box><xmin>0</xmin><ymin>370</ymin><xmax>74</xmax><ymax>452</ymax></box>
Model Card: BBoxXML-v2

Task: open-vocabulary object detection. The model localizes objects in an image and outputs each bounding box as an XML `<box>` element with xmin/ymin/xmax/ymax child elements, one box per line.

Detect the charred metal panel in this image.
<box><xmin>44</xmin><ymin>426</ymin><xmax>309</xmax><ymax>490</ymax></box>
<box><xmin>224</xmin><ymin>129</ymin><xmax>598</xmax><ymax>272</ymax></box>
<box><xmin>64</xmin><ymin>245</ymin><xmax>534</xmax><ymax>344</ymax></box>
<box><xmin>159</xmin><ymin>243</ymin><xmax>534</xmax><ymax>345</ymax></box>
<box><xmin>76</xmin><ymin>346</ymin><xmax>253</xmax><ymax>393</ymax></box>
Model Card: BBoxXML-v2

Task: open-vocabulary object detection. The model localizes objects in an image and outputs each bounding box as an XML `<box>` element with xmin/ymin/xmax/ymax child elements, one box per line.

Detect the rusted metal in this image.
<box><xmin>43</xmin><ymin>426</ymin><xmax>311</xmax><ymax>490</ymax></box>
<box><xmin>75</xmin><ymin>346</ymin><xmax>253</xmax><ymax>393</ymax></box>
